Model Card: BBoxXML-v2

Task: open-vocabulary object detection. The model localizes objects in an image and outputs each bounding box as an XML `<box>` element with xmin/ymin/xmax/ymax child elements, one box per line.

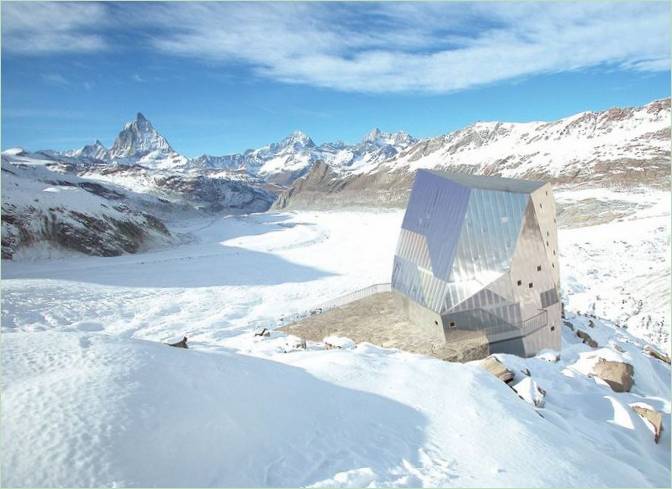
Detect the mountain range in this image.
<box><xmin>2</xmin><ymin>97</ymin><xmax>670</xmax><ymax>258</ymax></box>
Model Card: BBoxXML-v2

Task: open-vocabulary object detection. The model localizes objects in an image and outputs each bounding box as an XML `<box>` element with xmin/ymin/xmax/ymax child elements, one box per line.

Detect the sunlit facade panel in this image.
<box><xmin>392</xmin><ymin>169</ymin><xmax>561</xmax><ymax>357</ymax></box>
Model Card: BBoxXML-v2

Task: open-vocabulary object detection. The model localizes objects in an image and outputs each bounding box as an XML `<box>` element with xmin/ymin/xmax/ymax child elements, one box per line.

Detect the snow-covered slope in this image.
<box><xmin>1</xmin><ymin>159</ymin><xmax>173</xmax><ymax>259</ymax></box>
<box><xmin>1</xmin><ymin>207</ymin><xmax>669</xmax><ymax>487</ymax></box>
<box><xmin>275</xmin><ymin>98</ymin><xmax>671</xmax><ymax>209</ymax></box>
<box><xmin>388</xmin><ymin>98</ymin><xmax>669</xmax><ymax>182</ymax></box>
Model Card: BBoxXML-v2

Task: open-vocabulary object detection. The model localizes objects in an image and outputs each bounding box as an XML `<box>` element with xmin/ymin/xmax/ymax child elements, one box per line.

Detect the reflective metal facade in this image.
<box><xmin>392</xmin><ymin>170</ymin><xmax>561</xmax><ymax>357</ymax></box>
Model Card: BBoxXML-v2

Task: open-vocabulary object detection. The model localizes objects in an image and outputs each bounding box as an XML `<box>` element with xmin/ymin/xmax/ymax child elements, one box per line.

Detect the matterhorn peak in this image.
<box><xmin>109</xmin><ymin>112</ymin><xmax>174</xmax><ymax>160</ymax></box>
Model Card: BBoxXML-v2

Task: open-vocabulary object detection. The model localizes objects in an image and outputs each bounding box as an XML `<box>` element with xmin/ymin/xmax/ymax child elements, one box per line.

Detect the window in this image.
<box><xmin>528</xmin><ymin>282</ymin><xmax>533</xmax><ymax>288</ymax></box>
<box><xmin>551</xmin><ymin>326</ymin><xmax>555</xmax><ymax>331</ymax></box>
<box><xmin>546</xmin><ymin>241</ymin><xmax>549</xmax><ymax>246</ymax></box>
<box><xmin>547</xmin><ymin>231</ymin><xmax>550</xmax><ymax>237</ymax></box>
<box><xmin>537</xmin><ymin>265</ymin><xmax>542</xmax><ymax>271</ymax></box>
<box><xmin>539</xmin><ymin>203</ymin><xmax>543</xmax><ymax>208</ymax></box>
<box><xmin>449</xmin><ymin>321</ymin><xmax>456</xmax><ymax>328</ymax></box>
<box><xmin>434</xmin><ymin>320</ymin><xmax>438</xmax><ymax>326</ymax></box>
<box><xmin>517</xmin><ymin>280</ymin><xmax>522</xmax><ymax>286</ymax></box>
<box><xmin>552</xmin><ymin>263</ymin><xmax>555</xmax><ymax>268</ymax></box>
<box><xmin>553</xmin><ymin>250</ymin><xmax>556</xmax><ymax>256</ymax></box>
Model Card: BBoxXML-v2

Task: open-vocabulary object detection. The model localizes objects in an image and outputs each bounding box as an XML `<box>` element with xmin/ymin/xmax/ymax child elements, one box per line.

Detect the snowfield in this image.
<box><xmin>1</xmin><ymin>194</ymin><xmax>670</xmax><ymax>487</ymax></box>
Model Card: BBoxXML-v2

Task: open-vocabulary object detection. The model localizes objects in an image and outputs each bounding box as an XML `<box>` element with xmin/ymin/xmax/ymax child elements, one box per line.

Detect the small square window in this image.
<box><xmin>517</xmin><ymin>280</ymin><xmax>522</xmax><ymax>286</ymax></box>
<box><xmin>551</xmin><ymin>326</ymin><xmax>556</xmax><ymax>331</ymax></box>
<box><xmin>449</xmin><ymin>321</ymin><xmax>456</xmax><ymax>328</ymax></box>
<box><xmin>528</xmin><ymin>282</ymin><xmax>533</xmax><ymax>288</ymax></box>
<box><xmin>552</xmin><ymin>263</ymin><xmax>555</xmax><ymax>268</ymax></box>
<box><xmin>434</xmin><ymin>320</ymin><xmax>438</xmax><ymax>326</ymax></box>
<box><xmin>537</xmin><ymin>265</ymin><xmax>542</xmax><ymax>271</ymax></box>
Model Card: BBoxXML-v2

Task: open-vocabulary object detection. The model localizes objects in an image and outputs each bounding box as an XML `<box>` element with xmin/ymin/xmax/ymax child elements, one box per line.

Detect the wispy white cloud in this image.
<box><xmin>144</xmin><ymin>1</ymin><xmax>670</xmax><ymax>93</ymax></box>
<box><xmin>1</xmin><ymin>1</ymin><xmax>109</xmax><ymax>54</ymax></box>
<box><xmin>41</xmin><ymin>73</ymin><xmax>70</xmax><ymax>86</ymax></box>
<box><xmin>2</xmin><ymin>1</ymin><xmax>669</xmax><ymax>93</ymax></box>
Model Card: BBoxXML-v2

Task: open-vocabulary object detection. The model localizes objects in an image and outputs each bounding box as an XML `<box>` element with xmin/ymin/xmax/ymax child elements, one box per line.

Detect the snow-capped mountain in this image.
<box><xmin>107</xmin><ymin>112</ymin><xmax>188</xmax><ymax>169</ymax></box>
<box><xmin>275</xmin><ymin>98</ymin><xmax>671</xmax><ymax>209</ymax></box>
<box><xmin>192</xmin><ymin>128</ymin><xmax>417</xmax><ymax>184</ymax></box>
<box><xmin>65</xmin><ymin>140</ymin><xmax>109</xmax><ymax>161</ymax></box>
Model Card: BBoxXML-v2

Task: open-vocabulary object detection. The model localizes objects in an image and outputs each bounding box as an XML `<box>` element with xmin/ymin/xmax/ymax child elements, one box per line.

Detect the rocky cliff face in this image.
<box><xmin>1</xmin><ymin>160</ymin><xmax>173</xmax><ymax>259</ymax></box>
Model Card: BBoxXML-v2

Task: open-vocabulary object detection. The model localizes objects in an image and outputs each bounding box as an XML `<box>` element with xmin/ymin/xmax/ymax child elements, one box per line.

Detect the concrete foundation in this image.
<box><xmin>279</xmin><ymin>291</ymin><xmax>489</xmax><ymax>362</ymax></box>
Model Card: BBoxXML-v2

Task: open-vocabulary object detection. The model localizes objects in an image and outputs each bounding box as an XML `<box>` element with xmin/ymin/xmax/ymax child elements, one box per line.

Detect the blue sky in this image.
<box><xmin>2</xmin><ymin>1</ymin><xmax>669</xmax><ymax>157</ymax></box>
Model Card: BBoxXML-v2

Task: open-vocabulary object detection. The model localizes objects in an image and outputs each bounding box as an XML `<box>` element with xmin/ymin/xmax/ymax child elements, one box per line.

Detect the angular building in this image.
<box><xmin>391</xmin><ymin>170</ymin><xmax>561</xmax><ymax>357</ymax></box>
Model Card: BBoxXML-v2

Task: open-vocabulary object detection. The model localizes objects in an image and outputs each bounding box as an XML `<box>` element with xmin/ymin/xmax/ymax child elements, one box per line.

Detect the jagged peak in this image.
<box><xmin>280</xmin><ymin>130</ymin><xmax>315</xmax><ymax>148</ymax></box>
<box><xmin>136</xmin><ymin>112</ymin><xmax>147</xmax><ymax>122</ymax></box>
<box><xmin>363</xmin><ymin>128</ymin><xmax>382</xmax><ymax>142</ymax></box>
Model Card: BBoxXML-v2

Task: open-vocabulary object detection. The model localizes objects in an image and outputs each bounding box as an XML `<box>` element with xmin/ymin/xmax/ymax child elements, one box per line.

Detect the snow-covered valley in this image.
<box><xmin>2</xmin><ymin>188</ymin><xmax>670</xmax><ymax>487</ymax></box>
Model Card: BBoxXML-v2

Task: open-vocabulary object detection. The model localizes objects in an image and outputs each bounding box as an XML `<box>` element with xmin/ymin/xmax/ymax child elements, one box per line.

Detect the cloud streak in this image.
<box><xmin>3</xmin><ymin>1</ymin><xmax>669</xmax><ymax>93</ymax></box>
<box><xmin>2</xmin><ymin>1</ymin><xmax>109</xmax><ymax>55</ymax></box>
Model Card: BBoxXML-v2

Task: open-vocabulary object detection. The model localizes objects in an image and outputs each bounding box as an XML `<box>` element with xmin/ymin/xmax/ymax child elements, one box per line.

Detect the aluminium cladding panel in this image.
<box><xmin>509</xmin><ymin>199</ymin><xmax>557</xmax><ymax>321</ymax></box>
<box><xmin>448</xmin><ymin>188</ymin><xmax>529</xmax><ymax>288</ymax></box>
<box><xmin>399</xmin><ymin>170</ymin><xmax>471</xmax><ymax>281</ymax></box>
<box><xmin>530</xmin><ymin>184</ymin><xmax>560</xmax><ymax>287</ymax></box>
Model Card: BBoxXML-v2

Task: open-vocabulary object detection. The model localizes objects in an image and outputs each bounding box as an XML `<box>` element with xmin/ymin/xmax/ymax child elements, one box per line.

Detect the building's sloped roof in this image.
<box><xmin>424</xmin><ymin>169</ymin><xmax>546</xmax><ymax>194</ymax></box>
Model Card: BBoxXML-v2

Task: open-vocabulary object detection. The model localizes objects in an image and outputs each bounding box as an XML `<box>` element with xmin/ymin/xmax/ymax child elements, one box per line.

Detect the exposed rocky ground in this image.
<box><xmin>1</xmin><ymin>161</ymin><xmax>174</xmax><ymax>259</ymax></box>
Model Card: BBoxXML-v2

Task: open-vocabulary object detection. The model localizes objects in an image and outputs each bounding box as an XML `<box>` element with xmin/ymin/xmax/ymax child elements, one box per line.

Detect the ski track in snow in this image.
<box><xmin>1</xmin><ymin>197</ymin><xmax>670</xmax><ymax>487</ymax></box>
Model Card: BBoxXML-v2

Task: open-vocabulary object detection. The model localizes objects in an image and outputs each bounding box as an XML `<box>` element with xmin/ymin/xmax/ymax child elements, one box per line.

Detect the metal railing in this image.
<box><xmin>279</xmin><ymin>283</ymin><xmax>392</xmax><ymax>325</ymax></box>
<box><xmin>282</xmin><ymin>282</ymin><xmax>549</xmax><ymax>345</ymax></box>
<box><xmin>487</xmin><ymin>309</ymin><xmax>548</xmax><ymax>343</ymax></box>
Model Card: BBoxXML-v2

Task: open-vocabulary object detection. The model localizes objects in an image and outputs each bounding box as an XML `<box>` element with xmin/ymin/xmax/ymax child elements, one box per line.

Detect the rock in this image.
<box><xmin>253</xmin><ymin>327</ymin><xmax>270</xmax><ymax>337</ymax></box>
<box><xmin>521</xmin><ymin>367</ymin><xmax>531</xmax><ymax>376</ymax></box>
<box><xmin>323</xmin><ymin>336</ymin><xmax>355</xmax><ymax>350</ymax></box>
<box><xmin>632</xmin><ymin>405</ymin><xmax>664</xmax><ymax>443</ymax></box>
<box><xmin>479</xmin><ymin>356</ymin><xmax>515</xmax><ymax>383</ymax></box>
<box><xmin>592</xmin><ymin>358</ymin><xmax>634</xmax><ymax>392</ymax></box>
<box><xmin>576</xmin><ymin>329</ymin><xmax>598</xmax><ymax>348</ymax></box>
<box><xmin>563</xmin><ymin>320</ymin><xmax>574</xmax><ymax>331</ymax></box>
<box><xmin>643</xmin><ymin>345</ymin><xmax>671</xmax><ymax>365</ymax></box>
<box><xmin>536</xmin><ymin>349</ymin><xmax>560</xmax><ymax>362</ymax></box>
<box><xmin>612</xmin><ymin>343</ymin><xmax>625</xmax><ymax>353</ymax></box>
<box><xmin>168</xmin><ymin>336</ymin><xmax>188</xmax><ymax>349</ymax></box>
<box><xmin>284</xmin><ymin>335</ymin><xmax>307</xmax><ymax>352</ymax></box>
<box><xmin>588</xmin><ymin>319</ymin><xmax>595</xmax><ymax>328</ymax></box>
<box><xmin>513</xmin><ymin>377</ymin><xmax>546</xmax><ymax>408</ymax></box>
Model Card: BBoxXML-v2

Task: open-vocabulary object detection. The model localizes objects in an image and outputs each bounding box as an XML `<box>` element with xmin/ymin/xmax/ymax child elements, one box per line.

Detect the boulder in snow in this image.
<box><xmin>592</xmin><ymin>358</ymin><xmax>634</xmax><ymax>392</ymax></box>
<box><xmin>643</xmin><ymin>345</ymin><xmax>671</xmax><ymax>365</ymax></box>
<box><xmin>253</xmin><ymin>327</ymin><xmax>271</xmax><ymax>337</ymax></box>
<box><xmin>283</xmin><ymin>335</ymin><xmax>307</xmax><ymax>352</ymax></box>
<box><xmin>631</xmin><ymin>404</ymin><xmax>664</xmax><ymax>443</ymax></box>
<box><xmin>577</xmin><ymin>329</ymin><xmax>598</xmax><ymax>348</ymax></box>
<box><xmin>479</xmin><ymin>356</ymin><xmax>514</xmax><ymax>383</ymax></box>
<box><xmin>513</xmin><ymin>377</ymin><xmax>546</xmax><ymax>408</ymax></box>
<box><xmin>168</xmin><ymin>336</ymin><xmax>188</xmax><ymax>349</ymax></box>
<box><xmin>535</xmin><ymin>349</ymin><xmax>560</xmax><ymax>362</ymax></box>
<box><xmin>323</xmin><ymin>336</ymin><xmax>355</xmax><ymax>350</ymax></box>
